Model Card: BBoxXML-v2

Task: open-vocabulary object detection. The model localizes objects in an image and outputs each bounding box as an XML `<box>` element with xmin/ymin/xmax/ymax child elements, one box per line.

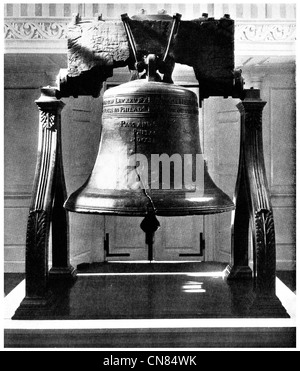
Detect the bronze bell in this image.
<box><xmin>64</xmin><ymin>63</ymin><xmax>234</xmax><ymax>216</ymax></box>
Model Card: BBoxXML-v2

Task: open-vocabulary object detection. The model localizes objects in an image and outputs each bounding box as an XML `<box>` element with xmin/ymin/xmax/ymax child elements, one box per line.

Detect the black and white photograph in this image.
<box><xmin>1</xmin><ymin>1</ymin><xmax>298</xmax><ymax>351</ymax></box>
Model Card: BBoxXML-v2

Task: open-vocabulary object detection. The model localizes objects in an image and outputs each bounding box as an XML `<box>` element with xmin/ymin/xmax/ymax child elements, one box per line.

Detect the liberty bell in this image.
<box><xmin>64</xmin><ymin>53</ymin><xmax>234</xmax><ymax>217</ymax></box>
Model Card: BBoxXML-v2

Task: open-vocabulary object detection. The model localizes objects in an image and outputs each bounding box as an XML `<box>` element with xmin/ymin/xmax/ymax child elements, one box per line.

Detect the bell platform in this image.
<box><xmin>3</xmin><ymin>262</ymin><xmax>296</xmax><ymax>348</ymax></box>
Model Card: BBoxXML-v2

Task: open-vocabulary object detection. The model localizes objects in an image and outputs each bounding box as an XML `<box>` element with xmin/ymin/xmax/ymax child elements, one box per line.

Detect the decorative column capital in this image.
<box><xmin>237</xmin><ymin>88</ymin><xmax>266</xmax><ymax>110</ymax></box>
<box><xmin>35</xmin><ymin>86</ymin><xmax>65</xmax><ymax>113</ymax></box>
<box><xmin>237</xmin><ymin>100</ymin><xmax>267</xmax><ymax>113</ymax></box>
<box><xmin>236</xmin><ymin>89</ymin><xmax>267</xmax><ymax>130</ymax></box>
<box><xmin>35</xmin><ymin>87</ymin><xmax>65</xmax><ymax>131</ymax></box>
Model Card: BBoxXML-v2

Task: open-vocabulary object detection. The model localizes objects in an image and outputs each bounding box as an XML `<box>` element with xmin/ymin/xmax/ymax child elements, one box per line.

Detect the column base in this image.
<box><xmin>49</xmin><ymin>266</ymin><xmax>77</xmax><ymax>282</ymax></box>
<box><xmin>225</xmin><ymin>265</ymin><xmax>253</xmax><ymax>280</ymax></box>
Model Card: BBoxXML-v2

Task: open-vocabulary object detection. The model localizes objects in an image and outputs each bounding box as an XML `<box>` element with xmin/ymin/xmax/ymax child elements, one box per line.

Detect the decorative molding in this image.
<box><xmin>4</xmin><ymin>191</ymin><xmax>32</xmax><ymax>200</ymax></box>
<box><xmin>235</xmin><ymin>22</ymin><xmax>296</xmax><ymax>42</ymax></box>
<box><xmin>5</xmin><ymin>19</ymin><xmax>296</xmax><ymax>43</ymax></box>
<box><xmin>255</xmin><ymin>209</ymin><xmax>276</xmax><ymax>292</ymax></box>
<box><xmin>4</xmin><ymin>18</ymin><xmax>296</xmax><ymax>62</ymax></box>
<box><xmin>25</xmin><ymin>210</ymin><xmax>49</xmax><ymax>294</ymax></box>
<box><xmin>4</xmin><ymin>19</ymin><xmax>69</xmax><ymax>40</ymax></box>
<box><xmin>40</xmin><ymin>111</ymin><xmax>56</xmax><ymax>130</ymax></box>
<box><xmin>26</xmin><ymin>210</ymin><xmax>48</xmax><ymax>256</ymax></box>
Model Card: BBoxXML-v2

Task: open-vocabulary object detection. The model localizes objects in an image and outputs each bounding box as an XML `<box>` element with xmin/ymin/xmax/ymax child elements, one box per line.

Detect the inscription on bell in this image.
<box><xmin>103</xmin><ymin>96</ymin><xmax>150</xmax><ymax>106</ymax></box>
<box><xmin>103</xmin><ymin>98</ymin><xmax>114</xmax><ymax>105</ymax></box>
<box><xmin>103</xmin><ymin>96</ymin><xmax>196</xmax><ymax>106</ymax></box>
<box><xmin>103</xmin><ymin>105</ymin><xmax>149</xmax><ymax>114</ymax></box>
<box><xmin>119</xmin><ymin>120</ymin><xmax>156</xmax><ymax>128</ymax></box>
<box><xmin>118</xmin><ymin>120</ymin><xmax>157</xmax><ymax>144</ymax></box>
<box><xmin>116</xmin><ymin>97</ymin><xmax>150</xmax><ymax>104</ymax></box>
<box><xmin>131</xmin><ymin>136</ymin><xmax>155</xmax><ymax>143</ymax></box>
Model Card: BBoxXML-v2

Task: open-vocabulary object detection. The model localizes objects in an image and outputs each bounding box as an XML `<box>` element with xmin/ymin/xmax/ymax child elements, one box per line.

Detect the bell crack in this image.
<box><xmin>134</xmin><ymin>158</ymin><xmax>160</xmax><ymax>262</ymax></box>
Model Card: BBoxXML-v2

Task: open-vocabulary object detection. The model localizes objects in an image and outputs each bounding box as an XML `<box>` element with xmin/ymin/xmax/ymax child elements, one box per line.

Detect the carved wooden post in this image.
<box><xmin>14</xmin><ymin>87</ymin><xmax>76</xmax><ymax>317</ymax></box>
<box><xmin>226</xmin><ymin>89</ymin><xmax>276</xmax><ymax>296</ymax></box>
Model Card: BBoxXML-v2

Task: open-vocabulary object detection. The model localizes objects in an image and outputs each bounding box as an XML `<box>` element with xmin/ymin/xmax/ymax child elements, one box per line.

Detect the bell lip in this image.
<box><xmin>64</xmin><ymin>187</ymin><xmax>235</xmax><ymax>216</ymax></box>
<box><xmin>64</xmin><ymin>201</ymin><xmax>235</xmax><ymax>216</ymax></box>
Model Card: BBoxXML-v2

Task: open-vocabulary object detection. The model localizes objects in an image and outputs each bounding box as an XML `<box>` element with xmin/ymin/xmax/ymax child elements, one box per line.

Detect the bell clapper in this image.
<box><xmin>140</xmin><ymin>208</ymin><xmax>161</xmax><ymax>262</ymax></box>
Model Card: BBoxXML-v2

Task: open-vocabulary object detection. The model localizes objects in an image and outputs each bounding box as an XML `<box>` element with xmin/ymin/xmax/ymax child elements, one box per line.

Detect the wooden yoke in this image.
<box><xmin>57</xmin><ymin>13</ymin><xmax>243</xmax><ymax>102</ymax></box>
